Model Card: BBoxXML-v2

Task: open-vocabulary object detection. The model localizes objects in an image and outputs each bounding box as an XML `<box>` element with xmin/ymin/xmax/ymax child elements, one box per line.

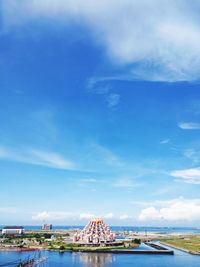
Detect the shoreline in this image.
<box><xmin>0</xmin><ymin>231</ymin><xmax>199</xmax><ymax>255</ymax></box>
<box><xmin>159</xmin><ymin>241</ymin><xmax>200</xmax><ymax>255</ymax></box>
<box><xmin>0</xmin><ymin>245</ymin><xmax>174</xmax><ymax>255</ymax></box>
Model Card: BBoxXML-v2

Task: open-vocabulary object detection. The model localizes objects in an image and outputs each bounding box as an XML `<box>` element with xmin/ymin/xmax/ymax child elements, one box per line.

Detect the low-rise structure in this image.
<box><xmin>2</xmin><ymin>226</ymin><xmax>25</xmax><ymax>235</ymax></box>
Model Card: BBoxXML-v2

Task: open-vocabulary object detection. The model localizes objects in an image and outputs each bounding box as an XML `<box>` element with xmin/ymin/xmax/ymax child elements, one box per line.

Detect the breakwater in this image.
<box><xmin>72</xmin><ymin>242</ymin><xmax>174</xmax><ymax>254</ymax></box>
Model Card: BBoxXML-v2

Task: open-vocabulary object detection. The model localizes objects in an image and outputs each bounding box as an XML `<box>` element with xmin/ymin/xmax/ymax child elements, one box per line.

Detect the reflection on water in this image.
<box><xmin>74</xmin><ymin>253</ymin><xmax>115</xmax><ymax>267</ymax></box>
<box><xmin>1</xmin><ymin>249</ymin><xmax>200</xmax><ymax>267</ymax></box>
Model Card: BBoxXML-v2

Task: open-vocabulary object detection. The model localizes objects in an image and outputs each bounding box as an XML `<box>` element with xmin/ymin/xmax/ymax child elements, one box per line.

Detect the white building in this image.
<box><xmin>2</xmin><ymin>226</ymin><xmax>25</xmax><ymax>235</ymax></box>
<box><xmin>42</xmin><ymin>224</ymin><xmax>52</xmax><ymax>230</ymax></box>
<box><xmin>74</xmin><ymin>219</ymin><xmax>115</xmax><ymax>245</ymax></box>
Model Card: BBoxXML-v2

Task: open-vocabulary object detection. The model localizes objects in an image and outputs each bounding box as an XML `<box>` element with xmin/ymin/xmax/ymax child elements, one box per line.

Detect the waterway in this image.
<box><xmin>0</xmin><ymin>245</ymin><xmax>199</xmax><ymax>267</ymax></box>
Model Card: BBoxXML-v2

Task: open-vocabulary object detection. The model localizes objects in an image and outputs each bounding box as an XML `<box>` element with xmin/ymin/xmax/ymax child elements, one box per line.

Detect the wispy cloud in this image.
<box><xmin>80</xmin><ymin>178</ymin><xmax>98</xmax><ymax>184</ymax></box>
<box><xmin>178</xmin><ymin>122</ymin><xmax>200</xmax><ymax>130</ymax></box>
<box><xmin>160</xmin><ymin>138</ymin><xmax>170</xmax><ymax>144</ymax></box>
<box><xmin>87</xmin><ymin>78</ymin><xmax>120</xmax><ymax>108</ymax></box>
<box><xmin>0</xmin><ymin>207</ymin><xmax>19</xmax><ymax>214</ymax></box>
<box><xmin>2</xmin><ymin>0</ymin><xmax>200</xmax><ymax>81</ymax></box>
<box><xmin>0</xmin><ymin>146</ymin><xmax>75</xmax><ymax>170</ymax></box>
<box><xmin>119</xmin><ymin>214</ymin><xmax>132</xmax><ymax>220</ymax></box>
<box><xmin>30</xmin><ymin>149</ymin><xmax>74</xmax><ymax>169</ymax></box>
<box><xmin>170</xmin><ymin>167</ymin><xmax>200</xmax><ymax>184</ymax></box>
<box><xmin>112</xmin><ymin>178</ymin><xmax>140</xmax><ymax>189</ymax></box>
<box><xmin>131</xmin><ymin>199</ymin><xmax>180</xmax><ymax>207</ymax></box>
<box><xmin>151</xmin><ymin>186</ymin><xmax>173</xmax><ymax>196</ymax></box>
<box><xmin>184</xmin><ymin>148</ymin><xmax>200</xmax><ymax>163</ymax></box>
<box><xmin>87</xmin><ymin>80</ymin><xmax>111</xmax><ymax>95</ymax></box>
<box><xmin>106</xmin><ymin>93</ymin><xmax>120</xmax><ymax>108</ymax></box>
<box><xmin>31</xmin><ymin>109</ymin><xmax>58</xmax><ymax>140</ymax></box>
<box><xmin>85</xmin><ymin>143</ymin><xmax>124</xmax><ymax>171</ymax></box>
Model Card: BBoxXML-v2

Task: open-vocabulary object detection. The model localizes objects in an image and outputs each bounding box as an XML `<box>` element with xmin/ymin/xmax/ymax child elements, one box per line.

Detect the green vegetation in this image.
<box><xmin>70</xmin><ymin>245</ymin><xmax>125</xmax><ymax>251</ymax></box>
<box><xmin>160</xmin><ymin>235</ymin><xmax>200</xmax><ymax>254</ymax></box>
<box><xmin>0</xmin><ymin>232</ymin><xmax>141</xmax><ymax>252</ymax></box>
<box><xmin>59</xmin><ymin>245</ymin><xmax>65</xmax><ymax>250</ymax></box>
<box><xmin>132</xmin><ymin>238</ymin><xmax>141</xmax><ymax>244</ymax></box>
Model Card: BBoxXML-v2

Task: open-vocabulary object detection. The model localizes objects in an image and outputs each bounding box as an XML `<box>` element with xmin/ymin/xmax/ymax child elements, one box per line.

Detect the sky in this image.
<box><xmin>1</xmin><ymin>0</ymin><xmax>200</xmax><ymax>226</ymax></box>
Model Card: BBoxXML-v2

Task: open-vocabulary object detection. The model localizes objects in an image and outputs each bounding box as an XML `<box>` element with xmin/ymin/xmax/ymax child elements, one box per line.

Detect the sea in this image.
<box><xmin>110</xmin><ymin>226</ymin><xmax>200</xmax><ymax>234</ymax></box>
<box><xmin>0</xmin><ymin>226</ymin><xmax>199</xmax><ymax>266</ymax></box>
<box><xmin>1</xmin><ymin>225</ymin><xmax>199</xmax><ymax>234</ymax></box>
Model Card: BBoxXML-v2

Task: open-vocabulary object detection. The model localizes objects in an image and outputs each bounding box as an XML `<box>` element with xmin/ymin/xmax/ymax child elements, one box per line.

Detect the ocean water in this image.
<box><xmin>111</xmin><ymin>226</ymin><xmax>200</xmax><ymax>234</ymax></box>
<box><xmin>0</xmin><ymin>246</ymin><xmax>199</xmax><ymax>267</ymax></box>
<box><xmin>1</xmin><ymin>225</ymin><xmax>199</xmax><ymax>234</ymax></box>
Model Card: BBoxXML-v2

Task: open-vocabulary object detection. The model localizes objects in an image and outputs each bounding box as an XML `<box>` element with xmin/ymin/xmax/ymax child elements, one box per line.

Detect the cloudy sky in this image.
<box><xmin>1</xmin><ymin>0</ymin><xmax>200</xmax><ymax>226</ymax></box>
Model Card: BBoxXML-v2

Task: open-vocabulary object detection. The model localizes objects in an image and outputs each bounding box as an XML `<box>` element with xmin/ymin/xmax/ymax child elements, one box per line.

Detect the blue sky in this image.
<box><xmin>1</xmin><ymin>0</ymin><xmax>200</xmax><ymax>226</ymax></box>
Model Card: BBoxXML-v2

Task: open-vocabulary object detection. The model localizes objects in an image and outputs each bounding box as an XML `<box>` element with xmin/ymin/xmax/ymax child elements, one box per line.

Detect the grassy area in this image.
<box><xmin>0</xmin><ymin>233</ymin><xmax>141</xmax><ymax>252</ymax></box>
<box><xmin>65</xmin><ymin>241</ymin><xmax>140</xmax><ymax>251</ymax></box>
<box><xmin>68</xmin><ymin>245</ymin><xmax>125</xmax><ymax>251</ymax></box>
<box><xmin>160</xmin><ymin>235</ymin><xmax>200</xmax><ymax>254</ymax></box>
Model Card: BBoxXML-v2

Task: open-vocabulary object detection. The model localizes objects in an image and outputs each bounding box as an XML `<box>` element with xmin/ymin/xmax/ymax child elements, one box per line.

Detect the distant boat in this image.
<box><xmin>17</xmin><ymin>247</ymin><xmax>39</xmax><ymax>252</ymax></box>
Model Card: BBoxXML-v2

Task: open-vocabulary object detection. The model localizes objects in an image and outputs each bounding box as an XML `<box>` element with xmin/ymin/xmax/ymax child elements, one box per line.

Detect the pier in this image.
<box><xmin>72</xmin><ymin>248</ymin><xmax>174</xmax><ymax>254</ymax></box>
<box><xmin>72</xmin><ymin>242</ymin><xmax>174</xmax><ymax>255</ymax></box>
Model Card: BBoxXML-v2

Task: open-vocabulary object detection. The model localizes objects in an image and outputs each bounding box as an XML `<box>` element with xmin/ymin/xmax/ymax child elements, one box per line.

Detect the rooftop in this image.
<box><xmin>3</xmin><ymin>226</ymin><xmax>24</xmax><ymax>230</ymax></box>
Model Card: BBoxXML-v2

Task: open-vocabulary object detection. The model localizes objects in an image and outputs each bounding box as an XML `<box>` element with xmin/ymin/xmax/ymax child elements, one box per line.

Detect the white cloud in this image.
<box><xmin>139</xmin><ymin>207</ymin><xmax>161</xmax><ymax>221</ymax></box>
<box><xmin>170</xmin><ymin>167</ymin><xmax>200</xmax><ymax>184</ymax></box>
<box><xmin>119</xmin><ymin>214</ymin><xmax>131</xmax><ymax>220</ymax></box>
<box><xmin>32</xmin><ymin>211</ymin><xmax>51</xmax><ymax>221</ymax></box>
<box><xmin>2</xmin><ymin>0</ymin><xmax>200</xmax><ymax>81</ymax></box>
<box><xmin>104</xmin><ymin>213</ymin><xmax>114</xmax><ymax>219</ymax></box>
<box><xmin>32</xmin><ymin>211</ymin><xmax>115</xmax><ymax>221</ymax></box>
<box><xmin>79</xmin><ymin>213</ymin><xmax>95</xmax><ymax>220</ymax></box>
<box><xmin>32</xmin><ymin>211</ymin><xmax>75</xmax><ymax>221</ymax></box>
<box><xmin>178</xmin><ymin>122</ymin><xmax>200</xmax><ymax>130</ymax></box>
<box><xmin>139</xmin><ymin>198</ymin><xmax>200</xmax><ymax>221</ymax></box>
<box><xmin>106</xmin><ymin>93</ymin><xmax>120</xmax><ymax>108</ymax></box>
<box><xmin>79</xmin><ymin>212</ymin><xmax>114</xmax><ymax>220</ymax></box>
<box><xmin>0</xmin><ymin>146</ymin><xmax>75</xmax><ymax>170</ymax></box>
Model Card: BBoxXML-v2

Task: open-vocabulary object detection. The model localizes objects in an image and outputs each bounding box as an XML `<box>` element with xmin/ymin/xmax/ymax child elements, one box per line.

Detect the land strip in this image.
<box><xmin>159</xmin><ymin>235</ymin><xmax>200</xmax><ymax>255</ymax></box>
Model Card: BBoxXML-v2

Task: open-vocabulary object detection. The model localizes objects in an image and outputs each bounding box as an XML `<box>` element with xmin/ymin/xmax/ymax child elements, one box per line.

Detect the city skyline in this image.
<box><xmin>0</xmin><ymin>0</ymin><xmax>200</xmax><ymax>226</ymax></box>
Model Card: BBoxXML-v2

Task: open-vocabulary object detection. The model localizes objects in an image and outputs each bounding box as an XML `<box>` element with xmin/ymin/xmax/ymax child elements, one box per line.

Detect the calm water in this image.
<box><xmin>0</xmin><ymin>246</ymin><xmax>199</xmax><ymax>267</ymax></box>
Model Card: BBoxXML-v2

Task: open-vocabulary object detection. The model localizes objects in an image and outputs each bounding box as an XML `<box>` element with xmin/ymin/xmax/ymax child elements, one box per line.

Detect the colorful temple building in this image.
<box><xmin>74</xmin><ymin>219</ymin><xmax>116</xmax><ymax>245</ymax></box>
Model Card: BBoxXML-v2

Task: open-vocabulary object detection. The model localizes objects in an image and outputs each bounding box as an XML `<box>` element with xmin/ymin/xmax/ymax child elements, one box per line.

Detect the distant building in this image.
<box><xmin>74</xmin><ymin>218</ymin><xmax>115</xmax><ymax>245</ymax></box>
<box><xmin>2</xmin><ymin>226</ymin><xmax>25</xmax><ymax>235</ymax></box>
<box><xmin>42</xmin><ymin>224</ymin><xmax>52</xmax><ymax>230</ymax></box>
